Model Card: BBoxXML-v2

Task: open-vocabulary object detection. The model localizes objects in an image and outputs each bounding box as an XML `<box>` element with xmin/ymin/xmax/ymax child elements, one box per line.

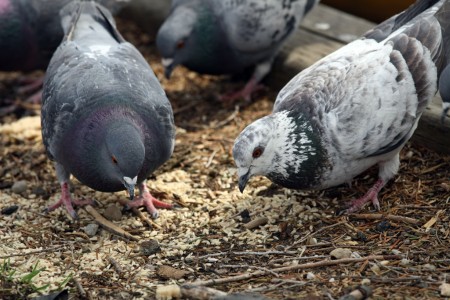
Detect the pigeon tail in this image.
<box><xmin>60</xmin><ymin>0</ymin><xmax>125</xmax><ymax>44</ymax></box>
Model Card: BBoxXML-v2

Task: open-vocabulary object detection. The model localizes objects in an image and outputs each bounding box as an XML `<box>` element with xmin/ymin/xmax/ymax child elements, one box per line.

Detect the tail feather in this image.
<box><xmin>60</xmin><ymin>0</ymin><xmax>125</xmax><ymax>43</ymax></box>
<box><xmin>364</xmin><ymin>0</ymin><xmax>442</xmax><ymax>41</ymax></box>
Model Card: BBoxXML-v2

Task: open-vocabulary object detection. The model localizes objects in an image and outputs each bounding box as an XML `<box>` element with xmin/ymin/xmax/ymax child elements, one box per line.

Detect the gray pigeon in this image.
<box><xmin>156</xmin><ymin>0</ymin><xmax>319</xmax><ymax>101</ymax></box>
<box><xmin>41</xmin><ymin>0</ymin><xmax>175</xmax><ymax>219</ymax></box>
<box><xmin>233</xmin><ymin>0</ymin><xmax>450</xmax><ymax>213</ymax></box>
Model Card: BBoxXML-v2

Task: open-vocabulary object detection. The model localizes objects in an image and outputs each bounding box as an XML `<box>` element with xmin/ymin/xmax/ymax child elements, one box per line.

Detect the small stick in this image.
<box><xmin>243</xmin><ymin>217</ymin><xmax>269</xmax><ymax>229</ymax></box>
<box><xmin>350</xmin><ymin>213</ymin><xmax>420</xmax><ymax>225</ymax></box>
<box><xmin>72</xmin><ymin>277</ymin><xmax>91</xmax><ymax>300</ymax></box>
<box><xmin>108</xmin><ymin>256</ymin><xmax>124</xmax><ymax>276</ymax></box>
<box><xmin>84</xmin><ymin>205</ymin><xmax>139</xmax><ymax>241</ymax></box>
<box><xmin>286</xmin><ymin>221</ymin><xmax>347</xmax><ymax>250</ymax></box>
<box><xmin>188</xmin><ymin>255</ymin><xmax>401</xmax><ymax>286</ymax></box>
<box><xmin>118</xmin><ymin>199</ymin><xmax>162</xmax><ymax>230</ymax></box>
<box><xmin>0</xmin><ymin>244</ymin><xmax>72</xmax><ymax>259</ymax></box>
<box><xmin>210</xmin><ymin>105</ymin><xmax>239</xmax><ymax>129</ymax></box>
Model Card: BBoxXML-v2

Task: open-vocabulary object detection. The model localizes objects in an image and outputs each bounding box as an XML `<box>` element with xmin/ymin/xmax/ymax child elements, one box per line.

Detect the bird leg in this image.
<box><xmin>126</xmin><ymin>182</ymin><xmax>173</xmax><ymax>219</ymax></box>
<box><xmin>344</xmin><ymin>179</ymin><xmax>385</xmax><ymax>214</ymax></box>
<box><xmin>15</xmin><ymin>75</ymin><xmax>44</xmax><ymax>103</ymax></box>
<box><xmin>219</xmin><ymin>78</ymin><xmax>266</xmax><ymax>102</ymax></box>
<box><xmin>46</xmin><ymin>182</ymin><xmax>93</xmax><ymax>219</ymax></box>
<box><xmin>220</xmin><ymin>59</ymin><xmax>272</xmax><ymax>102</ymax></box>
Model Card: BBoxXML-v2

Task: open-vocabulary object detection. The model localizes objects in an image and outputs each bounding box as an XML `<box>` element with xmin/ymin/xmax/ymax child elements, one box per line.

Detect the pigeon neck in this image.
<box><xmin>267</xmin><ymin>111</ymin><xmax>327</xmax><ymax>189</ymax></box>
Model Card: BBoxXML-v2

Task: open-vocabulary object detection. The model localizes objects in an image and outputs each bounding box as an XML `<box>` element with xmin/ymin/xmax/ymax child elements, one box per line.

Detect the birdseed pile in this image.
<box><xmin>0</xmin><ymin>18</ymin><xmax>449</xmax><ymax>300</ymax></box>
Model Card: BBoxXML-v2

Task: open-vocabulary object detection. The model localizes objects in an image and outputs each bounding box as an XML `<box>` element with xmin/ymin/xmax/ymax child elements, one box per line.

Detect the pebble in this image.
<box><xmin>422</xmin><ymin>264</ymin><xmax>436</xmax><ymax>271</ymax></box>
<box><xmin>361</xmin><ymin>278</ymin><xmax>371</xmax><ymax>285</ymax></box>
<box><xmin>440</xmin><ymin>283</ymin><xmax>450</xmax><ymax>297</ymax></box>
<box><xmin>306</xmin><ymin>272</ymin><xmax>316</xmax><ymax>280</ymax></box>
<box><xmin>83</xmin><ymin>224</ymin><xmax>99</xmax><ymax>237</ymax></box>
<box><xmin>104</xmin><ymin>205</ymin><xmax>122</xmax><ymax>221</ymax></box>
<box><xmin>11</xmin><ymin>180</ymin><xmax>27</xmax><ymax>194</ymax></box>
<box><xmin>140</xmin><ymin>239</ymin><xmax>161</xmax><ymax>255</ymax></box>
<box><xmin>1</xmin><ymin>205</ymin><xmax>19</xmax><ymax>215</ymax></box>
<box><xmin>330</xmin><ymin>248</ymin><xmax>352</xmax><ymax>259</ymax></box>
<box><xmin>400</xmin><ymin>258</ymin><xmax>411</xmax><ymax>266</ymax></box>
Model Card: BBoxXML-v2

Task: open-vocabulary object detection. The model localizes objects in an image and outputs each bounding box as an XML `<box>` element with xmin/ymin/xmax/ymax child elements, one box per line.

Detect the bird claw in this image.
<box><xmin>126</xmin><ymin>192</ymin><xmax>173</xmax><ymax>219</ymax></box>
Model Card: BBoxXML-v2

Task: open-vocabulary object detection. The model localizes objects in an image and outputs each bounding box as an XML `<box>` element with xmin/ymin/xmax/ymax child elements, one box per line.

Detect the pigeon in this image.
<box><xmin>156</xmin><ymin>0</ymin><xmax>319</xmax><ymax>101</ymax></box>
<box><xmin>41</xmin><ymin>0</ymin><xmax>175</xmax><ymax>219</ymax></box>
<box><xmin>233</xmin><ymin>0</ymin><xmax>450</xmax><ymax>213</ymax></box>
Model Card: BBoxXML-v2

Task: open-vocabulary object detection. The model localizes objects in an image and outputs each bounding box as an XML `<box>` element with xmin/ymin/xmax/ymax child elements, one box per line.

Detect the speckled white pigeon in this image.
<box><xmin>156</xmin><ymin>0</ymin><xmax>319</xmax><ymax>101</ymax></box>
<box><xmin>233</xmin><ymin>0</ymin><xmax>450</xmax><ymax>213</ymax></box>
<box><xmin>41</xmin><ymin>1</ymin><xmax>175</xmax><ymax>219</ymax></box>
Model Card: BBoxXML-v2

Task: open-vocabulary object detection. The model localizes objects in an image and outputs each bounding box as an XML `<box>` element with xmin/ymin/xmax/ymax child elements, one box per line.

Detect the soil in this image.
<box><xmin>0</xmin><ymin>18</ymin><xmax>449</xmax><ymax>300</ymax></box>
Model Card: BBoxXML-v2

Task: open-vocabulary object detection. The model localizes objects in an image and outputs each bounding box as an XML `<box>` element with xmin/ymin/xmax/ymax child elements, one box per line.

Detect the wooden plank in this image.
<box><xmin>300</xmin><ymin>4</ymin><xmax>375</xmax><ymax>43</ymax></box>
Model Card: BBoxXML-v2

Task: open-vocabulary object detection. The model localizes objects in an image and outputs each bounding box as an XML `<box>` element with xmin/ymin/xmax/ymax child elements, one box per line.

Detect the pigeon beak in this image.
<box><xmin>238</xmin><ymin>171</ymin><xmax>250</xmax><ymax>193</ymax></box>
<box><xmin>162</xmin><ymin>58</ymin><xmax>175</xmax><ymax>79</ymax></box>
<box><xmin>123</xmin><ymin>176</ymin><xmax>137</xmax><ymax>200</ymax></box>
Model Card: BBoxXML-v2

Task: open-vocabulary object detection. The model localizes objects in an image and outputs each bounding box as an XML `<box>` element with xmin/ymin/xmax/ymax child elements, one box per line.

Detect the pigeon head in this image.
<box><xmin>63</xmin><ymin>114</ymin><xmax>146</xmax><ymax>198</ymax></box>
<box><xmin>156</xmin><ymin>4</ymin><xmax>198</xmax><ymax>79</ymax></box>
<box><xmin>102</xmin><ymin>122</ymin><xmax>145</xmax><ymax>199</ymax></box>
<box><xmin>233</xmin><ymin>110</ymin><xmax>324</xmax><ymax>192</ymax></box>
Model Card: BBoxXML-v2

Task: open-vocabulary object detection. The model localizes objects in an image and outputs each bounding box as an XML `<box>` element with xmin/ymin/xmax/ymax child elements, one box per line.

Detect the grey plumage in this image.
<box><xmin>233</xmin><ymin>0</ymin><xmax>450</xmax><ymax>213</ymax></box>
<box><xmin>156</xmin><ymin>0</ymin><xmax>319</xmax><ymax>100</ymax></box>
<box><xmin>41</xmin><ymin>0</ymin><xmax>175</xmax><ymax>219</ymax></box>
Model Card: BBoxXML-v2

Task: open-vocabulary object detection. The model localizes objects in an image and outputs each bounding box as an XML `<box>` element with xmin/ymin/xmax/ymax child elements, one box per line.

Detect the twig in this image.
<box><xmin>118</xmin><ymin>199</ymin><xmax>162</xmax><ymax>230</ymax></box>
<box><xmin>243</xmin><ymin>217</ymin><xmax>269</xmax><ymax>229</ymax></box>
<box><xmin>210</xmin><ymin>105</ymin><xmax>239</xmax><ymax>129</ymax></box>
<box><xmin>188</xmin><ymin>255</ymin><xmax>401</xmax><ymax>286</ymax></box>
<box><xmin>72</xmin><ymin>277</ymin><xmax>91</xmax><ymax>300</ymax></box>
<box><xmin>173</xmin><ymin>100</ymin><xmax>201</xmax><ymax>115</ymax></box>
<box><xmin>205</xmin><ymin>149</ymin><xmax>218</xmax><ymax>168</ymax></box>
<box><xmin>350</xmin><ymin>213</ymin><xmax>420</xmax><ymax>225</ymax></box>
<box><xmin>108</xmin><ymin>256</ymin><xmax>124</xmax><ymax>276</ymax></box>
<box><xmin>285</xmin><ymin>221</ymin><xmax>347</xmax><ymax>250</ymax></box>
<box><xmin>84</xmin><ymin>205</ymin><xmax>139</xmax><ymax>241</ymax></box>
<box><xmin>420</xmin><ymin>162</ymin><xmax>448</xmax><ymax>174</ymax></box>
<box><xmin>0</xmin><ymin>244</ymin><xmax>76</xmax><ymax>259</ymax></box>
<box><xmin>221</xmin><ymin>265</ymin><xmax>280</xmax><ymax>277</ymax></box>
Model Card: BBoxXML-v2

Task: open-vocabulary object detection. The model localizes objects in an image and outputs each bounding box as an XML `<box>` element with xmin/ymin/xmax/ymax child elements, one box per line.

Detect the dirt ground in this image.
<box><xmin>1</xmin><ymin>18</ymin><xmax>449</xmax><ymax>300</ymax></box>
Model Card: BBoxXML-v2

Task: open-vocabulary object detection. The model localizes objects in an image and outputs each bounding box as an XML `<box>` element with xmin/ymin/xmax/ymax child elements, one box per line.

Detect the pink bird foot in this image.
<box><xmin>219</xmin><ymin>78</ymin><xmax>266</xmax><ymax>102</ymax></box>
<box><xmin>45</xmin><ymin>182</ymin><xmax>94</xmax><ymax>219</ymax></box>
<box><xmin>126</xmin><ymin>184</ymin><xmax>173</xmax><ymax>219</ymax></box>
<box><xmin>342</xmin><ymin>179</ymin><xmax>385</xmax><ymax>214</ymax></box>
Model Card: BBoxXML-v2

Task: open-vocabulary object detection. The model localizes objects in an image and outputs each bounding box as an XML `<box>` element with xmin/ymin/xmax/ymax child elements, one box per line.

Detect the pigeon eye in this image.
<box><xmin>252</xmin><ymin>147</ymin><xmax>264</xmax><ymax>158</ymax></box>
<box><xmin>112</xmin><ymin>156</ymin><xmax>118</xmax><ymax>164</ymax></box>
<box><xmin>176</xmin><ymin>40</ymin><xmax>185</xmax><ymax>49</ymax></box>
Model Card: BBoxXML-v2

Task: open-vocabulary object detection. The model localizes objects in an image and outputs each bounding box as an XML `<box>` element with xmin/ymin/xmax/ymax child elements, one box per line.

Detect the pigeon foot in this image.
<box><xmin>45</xmin><ymin>182</ymin><xmax>94</xmax><ymax>219</ymax></box>
<box><xmin>126</xmin><ymin>185</ymin><xmax>173</xmax><ymax>219</ymax></box>
<box><xmin>219</xmin><ymin>79</ymin><xmax>266</xmax><ymax>102</ymax></box>
<box><xmin>343</xmin><ymin>179</ymin><xmax>384</xmax><ymax>214</ymax></box>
